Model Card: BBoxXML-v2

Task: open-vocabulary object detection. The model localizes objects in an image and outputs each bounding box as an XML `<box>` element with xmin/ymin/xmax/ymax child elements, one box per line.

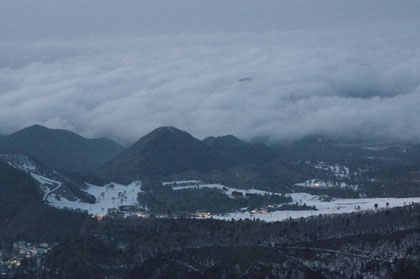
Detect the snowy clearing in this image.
<box><xmin>46</xmin><ymin>181</ymin><xmax>142</xmax><ymax>216</ymax></box>
<box><xmin>1</xmin><ymin>154</ymin><xmax>143</xmax><ymax>217</ymax></box>
<box><xmin>170</xmin><ymin>182</ymin><xmax>420</xmax><ymax>222</ymax></box>
<box><xmin>211</xmin><ymin>192</ymin><xmax>420</xmax><ymax>222</ymax></box>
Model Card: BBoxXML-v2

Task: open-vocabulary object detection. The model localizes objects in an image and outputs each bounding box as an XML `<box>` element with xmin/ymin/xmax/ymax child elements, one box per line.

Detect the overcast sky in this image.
<box><xmin>1</xmin><ymin>1</ymin><xmax>420</xmax><ymax>144</ymax></box>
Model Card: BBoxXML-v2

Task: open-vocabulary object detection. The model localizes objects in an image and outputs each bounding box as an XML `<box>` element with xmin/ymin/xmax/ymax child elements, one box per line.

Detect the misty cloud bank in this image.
<box><xmin>1</xmin><ymin>27</ymin><xmax>420</xmax><ymax>144</ymax></box>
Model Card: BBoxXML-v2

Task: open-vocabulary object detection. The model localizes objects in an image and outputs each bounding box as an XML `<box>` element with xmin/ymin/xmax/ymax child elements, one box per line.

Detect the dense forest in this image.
<box><xmin>138</xmin><ymin>184</ymin><xmax>291</xmax><ymax>214</ymax></box>
<box><xmin>1</xmin><ymin>201</ymin><xmax>419</xmax><ymax>278</ymax></box>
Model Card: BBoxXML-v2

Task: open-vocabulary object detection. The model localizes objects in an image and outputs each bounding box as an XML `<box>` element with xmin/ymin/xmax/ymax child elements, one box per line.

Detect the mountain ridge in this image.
<box><xmin>97</xmin><ymin>126</ymin><xmax>229</xmax><ymax>183</ymax></box>
<box><xmin>203</xmin><ymin>135</ymin><xmax>278</xmax><ymax>166</ymax></box>
<box><xmin>0</xmin><ymin>125</ymin><xmax>124</xmax><ymax>173</ymax></box>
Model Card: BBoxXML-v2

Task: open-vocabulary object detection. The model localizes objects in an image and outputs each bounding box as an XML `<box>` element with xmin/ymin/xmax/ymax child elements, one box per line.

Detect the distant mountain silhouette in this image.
<box><xmin>0</xmin><ymin>125</ymin><xmax>124</xmax><ymax>173</ymax></box>
<box><xmin>97</xmin><ymin>127</ymin><xmax>228</xmax><ymax>183</ymax></box>
<box><xmin>203</xmin><ymin>135</ymin><xmax>278</xmax><ymax>165</ymax></box>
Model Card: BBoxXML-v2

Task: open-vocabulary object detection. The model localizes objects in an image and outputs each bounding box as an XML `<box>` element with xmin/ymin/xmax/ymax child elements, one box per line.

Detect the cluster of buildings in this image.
<box><xmin>250</xmin><ymin>208</ymin><xmax>269</xmax><ymax>214</ymax></box>
<box><xmin>194</xmin><ymin>205</ymin><xmax>279</xmax><ymax>218</ymax></box>
<box><xmin>0</xmin><ymin>241</ymin><xmax>51</xmax><ymax>275</ymax></box>
<box><xmin>194</xmin><ymin>211</ymin><xmax>212</xmax><ymax>218</ymax></box>
<box><xmin>106</xmin><ymin>205</ymin><xmax>149</xmax><ymax>218</ymax></box>
<box><xmin>295</xmin><ymin>178</ymin><xmax>359</xmax><ymax>191</ymax></box>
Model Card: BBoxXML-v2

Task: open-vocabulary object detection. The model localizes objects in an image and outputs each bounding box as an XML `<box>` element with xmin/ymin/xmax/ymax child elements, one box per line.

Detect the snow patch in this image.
<box><xmin>295</xmin><ymin>179</ymin><xmax>358</xmax><ymax>191</ymax></box>
<box><xmin>0</xmin><ymin>153</ymin><xmax>37</xmax><ymax>171</ymax></box>
<box><xmin>314</xmin><ymin>161</ymin><xmax>350</xmax><ymax>178</ymax></box>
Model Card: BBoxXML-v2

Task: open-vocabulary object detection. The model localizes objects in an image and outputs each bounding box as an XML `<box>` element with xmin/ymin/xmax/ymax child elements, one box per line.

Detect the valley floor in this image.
<box><xmin>44</xmin><ymin>179</ymin><xmax>420</xmax><ymax>222</ymax></box>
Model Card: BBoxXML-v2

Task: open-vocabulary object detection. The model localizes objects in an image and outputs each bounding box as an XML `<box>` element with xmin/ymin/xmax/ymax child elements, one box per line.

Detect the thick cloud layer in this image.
<box><xmin>2</xmin><ymin>0</ymin><xmax>419</xmax><ymax>40</ymax></box>
<box><xmin>1</xmin><ymin>1</ymin><xmax>420</xmax><ymax>144</ymax></box>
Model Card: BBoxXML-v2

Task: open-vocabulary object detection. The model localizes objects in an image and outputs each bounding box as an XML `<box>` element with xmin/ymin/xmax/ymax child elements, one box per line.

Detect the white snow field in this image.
<box><xmin>46</xmin><ymin>181</ymin><xmax>142</xmax><ymax>216</ymax></box>
<box><xmin>212</xmin><ymin>192</ymin><xmax>420</xmax><ymax>222</ymax></box>
<box><xmin>169</xmin><ymin>182</ymin><xmax>420</xmax><ymax>222</ymax></box>
<box><xmin>27</xmin><ymin>175</ymin><xmax>420</xmax><ymax>220</ymax></box>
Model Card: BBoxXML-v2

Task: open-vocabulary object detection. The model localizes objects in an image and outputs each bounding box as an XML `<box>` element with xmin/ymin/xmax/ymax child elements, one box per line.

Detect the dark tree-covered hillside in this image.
<box><xmin>0</xmin><ymin>161</ymin><xmax>90</xmax><ymax>241</ymax></box>
<box><xmin>0</xmin><ymin>125</ymin><xmax>124</xmax><ymax>173</ymax></box>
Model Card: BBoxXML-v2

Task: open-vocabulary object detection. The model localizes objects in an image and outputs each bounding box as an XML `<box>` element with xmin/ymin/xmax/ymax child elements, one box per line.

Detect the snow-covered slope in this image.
<box><xmin>46</xmin><ymin>181</ymin><xmax>142</xmax><ymax>216</ymax></box>
<box><xmin>30</xmin><ymin>173</ymin><xmax>63</xmax><ymax>201</ymax></box>
<box><xmin>0</xmin><ymin>153</ymin><xmax>64</xmax><ymax>200</ymax></box>
<box><xmin>0</xmin><ymin>153</ymin><xmax>38</xmax><ymax>171</ymax></box>
<box><xmin>0</xmin><ymin>153</ymin><xmax>142</xmax><ymax>216</ymax></box>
